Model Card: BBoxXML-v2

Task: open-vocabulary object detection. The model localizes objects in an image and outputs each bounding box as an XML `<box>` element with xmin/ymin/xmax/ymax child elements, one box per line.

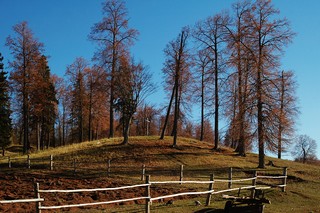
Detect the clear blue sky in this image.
<box><xmin>1</xmin><ymin>0</ymin><xmax>320</xmax><ymax>159</ymax></box>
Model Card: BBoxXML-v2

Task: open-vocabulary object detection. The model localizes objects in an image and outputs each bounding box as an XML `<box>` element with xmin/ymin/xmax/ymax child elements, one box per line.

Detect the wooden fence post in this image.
<box><xmin>27</xmin><ymin>155</ymin><xmax>31</xmax><ymax>169</ymax></box>
<box><xmin>282</xmin><ymin>167</ymin><xmax>287</xmax><ymax>192</ymax></box>
<box><xmin>73</xmin><ymin>159</ymin><xmax>76</xmax><ymax>175</ymax></box>
<box><xmin>145</xmin><ymin>175</ymin><xmax>151</xmax><ymax>213</ymax></box>
<box><xmin>228</xmin><ymin>167</ymin><xmax>232</xmax><ymax>189</ymax></box>
<box><xmin>50</xmin><ymin>155</ymin><xmax>53</xmax><ymax>171</ymax></box>
<box><xmin>205</xmin><ymin>173</ymin><xmax>214</xmax><ymax>206</ymax></box>
<box><xmin>251</xmin><ymin>170</ymin><xmax>257</xmax><ymax>199</ymax></box>
<box><xmin>180</xmin><ymin>164</ymin><xmax>184</xmax><ymax>184</ymax></box>
<box><xmin>107</xmin><ymin>159</ymin><xmax>111</xmax><ymax>177</ymax></box>
<box><xmin>8</xmin><ymin>156</ymin><xmax>11</xmax><ymax>168</ymax></box>
<box><xmin>34</xmin><ymin>182</ymin><xmax>41</xmax><ymax>213</ymax></box>
<box><xmin>141</xmin><ymin>164</ymin><xmax>146</xmax><ymax>181</ymax></box>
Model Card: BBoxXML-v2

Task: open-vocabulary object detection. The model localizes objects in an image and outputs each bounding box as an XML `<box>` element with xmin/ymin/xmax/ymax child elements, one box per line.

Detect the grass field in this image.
<box><xmin>0</xmin><ymin>136</ymin><xmax>319</xmax><ymax>212</ymax></box>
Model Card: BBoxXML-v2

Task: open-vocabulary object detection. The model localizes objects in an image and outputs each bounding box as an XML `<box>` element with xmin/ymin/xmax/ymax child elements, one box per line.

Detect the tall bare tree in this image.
<box><xmin>159</xmin><ymin>84</ymin><xmax>175</xmax><ymax>140</ymax></box>
<box><xmin>89</xmin><ymin>0</ymin><xmax>138</xmax><ymax>138</ymax></box>
<box><xmin>6</xmin><ymin>21</ymin><xmax>44</xmax><ymax>154</ymax></box>
<box><xmin>223</xmin><ymin>1</ymin><xmax>253</xmax><ymax>156</ymax></box>
<box><xmin>29</xmin><ymin>55</ymin><xmax>58</xmax><ymax>150</ymax></box>
<box><xmin>55</xmin><ymin>77</ymin><xmax>68</xmax><ymax>146</ymax></box>
<box><xmin>162</xmin><ymin>28</ymin><xmax>193</xmax><ymax>147</ymax></box>
<box><xmin>194</xmin><ymin>14</ymin><xmax>229</xmax><ymax>150</ymax></box>
<box><xmin>85</xmin><ymin>66</ymin><xmax>108</xmax><ymax>141</ymax></box>
<box><xmin>273</xmin><ymin>70</ymin><xmax>299</xmax><ymax>159</ymax></box>
<box><xmin>193</xmin><ymin>49</ymin><xmax>211</xmax><ymax>141</ymax></box>
<box><xmin>243</xmin><ymin>0</ymin><xmax>295</xmax><ymax>168</ymax></box>
<box><xmin>65</xmin><ymin>57</ymin><xmax>88</xmax><ymax>143</ymax></box>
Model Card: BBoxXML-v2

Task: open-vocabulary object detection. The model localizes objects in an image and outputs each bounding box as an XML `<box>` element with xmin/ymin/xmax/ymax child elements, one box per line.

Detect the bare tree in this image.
<box><xmin>29</xmin><ymin>55</ymin><xmax>58</xmax><ymax>149</ymax></box>
<box><xmin>84</xmin><ymin>66</ymin><xmax>108</xmax><ymax>141</ymax></box>
<box><xmin>89</xmin><ymin>0</ymin><xmax>138</xmax><ymax>138</ymax></box>
<box><xmin>162</xmin><ymin>27</ymin><xmax>193</xmax><ymax>147</ymax></box>
<box><xmin>6</xmin><ymin>21</ymin><xmax>44</xmax><ymax>154</ymax></box>
<box><xmin>292</xmin><ymin>135</ymin><xmax>318</xmax><ymax>163</ymax></box>
<box><xmin>194</xmin><ymin>14</ymin><xmax>229</xmax><ymax>150</ymax></box>
<box><xmin>241</xmin><ymin>0</ymin><xmax>295</xmax><ymax>168</ymax></box>
<box><xmin>55</xmin><ymin>77</ymin><xmax>68</xmax><ymax>146</ymax></box>
<box><xmin>159</xmin><ymin>84</ymin><xmax>175</xmax><ymax>140</ymax></box>
<box><xmin>65</xmin><ymin>57</ymin><xmax>89</xmax><ymax>143</ymax></box>
<box><xmin>272</xmin><ymin>70</ymin><xmax>299</xmax><ymax>159</ymax></box>
<box><xmin>193</xmin><ymin>49</ymin><xmax>211</xmax><ymax>141</ymax></box>
<box><xmin>223</xmin><ymin>1</ymin><xmax>253</xmax><ymax>156</ymax></box>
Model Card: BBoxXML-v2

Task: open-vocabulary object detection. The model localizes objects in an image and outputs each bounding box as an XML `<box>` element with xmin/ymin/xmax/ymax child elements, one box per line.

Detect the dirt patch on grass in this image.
<box><xmin>0</xmin><ymin>172</ymin><xmax>143</xmax><ymax>212</ymax></box>
<box><xmin>0</xmin><ymin>171</ymin><xmax>201</xmax><ymax>212</ymax></box>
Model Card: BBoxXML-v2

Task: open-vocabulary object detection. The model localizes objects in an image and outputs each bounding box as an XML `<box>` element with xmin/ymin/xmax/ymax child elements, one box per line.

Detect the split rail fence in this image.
<box><xmin>0</xmin><ymin>155</ymin><xmax>288</xmax><ymax>182</ymax></box>
<box><xmin>0</xmin><ymin>166</ymin><xmax>287</xmax><ymax>213</ymax></box>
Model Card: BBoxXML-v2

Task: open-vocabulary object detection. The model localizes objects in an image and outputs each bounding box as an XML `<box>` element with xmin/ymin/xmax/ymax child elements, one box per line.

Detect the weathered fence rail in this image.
<box><xmin>0</xmin><ymin>198</ymin><xmax>44</xmax><ymax>204</ymax></box>
<box><xmin>0</xmin><ymin>167</ymin><xmax>287</xmax><ymax>213</ymax></box>
<box><xmin>37</xmin><ymin>182</ymin><xmax>149</xmax><ymax>212</ymax></box>
<box><xmin>0</xmin><ymin>156</ymin><xmax>287</xmax><ymax>182</ymax></box>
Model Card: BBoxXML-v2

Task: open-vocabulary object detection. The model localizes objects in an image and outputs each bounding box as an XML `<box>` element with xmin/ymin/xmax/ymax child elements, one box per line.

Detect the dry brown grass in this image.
<box><xmin>0</xmin><ymin>136</ymin><xmax>319</xmax><ymax>212</ymax></box>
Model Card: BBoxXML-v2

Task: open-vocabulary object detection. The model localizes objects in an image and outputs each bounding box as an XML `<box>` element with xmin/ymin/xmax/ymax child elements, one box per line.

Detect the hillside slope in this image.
<box><xmin>0</xmin><ymin>136</ymin><xmax>319</xmax><ymax>212</ymax></box>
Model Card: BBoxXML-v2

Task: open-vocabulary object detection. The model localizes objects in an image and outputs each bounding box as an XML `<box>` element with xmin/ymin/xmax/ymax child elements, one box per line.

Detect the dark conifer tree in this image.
<box><xmin>0</xmin><ymin>53</ymin><xmax>12</xmax><ymax>155</ymax></box>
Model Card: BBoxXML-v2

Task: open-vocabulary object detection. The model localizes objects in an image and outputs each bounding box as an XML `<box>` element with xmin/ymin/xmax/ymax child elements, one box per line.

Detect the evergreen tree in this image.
<box><xmin>0</xmin><ymin>53</ymin><xmax>12</xmax><ymax>156</ymax></box>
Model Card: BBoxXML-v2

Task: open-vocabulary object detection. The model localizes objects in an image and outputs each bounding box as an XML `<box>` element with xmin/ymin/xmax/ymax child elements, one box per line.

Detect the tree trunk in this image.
<box><xmin>22</xmin><ymin>72</ymin><xmax>30</xmax><ymax>154</ymax></box>
<box><xmin>172</xmin><ymin>31</ymin><xmax>185</xmax><ymax>147</ymax></box>
<box><xmin>213</xmin><ymin>41</ymin><xmax>219</xmax><ymax>150</ymax></box>
<box><xmin>257</xmin><ymin>51</ymin><xmax>265</xmax><ymax>168</ymax></box>
<box><xmin>109</xmin><ymin>81</ymin><xmax>114</xmax><ymax>138</ymax></box>
<box><xmin>62</xmin><ymin>104</ymin><xmax>66</xmax><ymax>146</ymax></box>
<box><xmin>37</xmin><ymin>122</ymin><xmax>40</xmax><ymax>151</ymax></box>
<box><xmin>122</xmin><ymin>116</ymin><xmax>132</xmax><ymax>145</ymax></box>
<box><xmin>160</xmin><ymin>85</ymin><xmax>175</xmax><ymax>140</ymax></box>
<box><xmin>109</xmin><ymin>37</ymin><xmax>117</xmax><ymax>139</ymax></box>
<box><xmin>278</xmin><ymin>71</ymin><xmax>285</xmax><ymax>159</ymax></box>
<box><xmin>52</xmin><ymin>124</ymin><xmax>56</xmax><ymax>148</ymax></box>
<box><xmin>172</xmin><ymin>77</ymin><xmax>179</xmax><ymax>147</ymax></box>
<box><xmin>88</xmin><ymin>80</ymin><xmax>93</xmax><ymax>141</ymax></box>
<box><xmin>200</xmin><ymin>66</ymin><xmax>205</xmax><ymax>141</ymax></box>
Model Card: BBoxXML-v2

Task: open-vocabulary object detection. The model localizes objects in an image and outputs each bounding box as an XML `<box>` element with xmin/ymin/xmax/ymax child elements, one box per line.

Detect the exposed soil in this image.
<box><xmin>0</xmin><ymin>171</ymin><xmax>195</xmax><ymax>212</ymax></box>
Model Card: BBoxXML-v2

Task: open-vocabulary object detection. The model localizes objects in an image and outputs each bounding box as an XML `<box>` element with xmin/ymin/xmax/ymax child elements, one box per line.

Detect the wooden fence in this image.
<box><xmin>0</xmin><ymin>167</ymin><xmax>287</xmax><ymax>213</ymax></box>
<box><xmin>0</xmin><ymin>155</ymin><xmax>288</xmax><ymax>187</ymax></box>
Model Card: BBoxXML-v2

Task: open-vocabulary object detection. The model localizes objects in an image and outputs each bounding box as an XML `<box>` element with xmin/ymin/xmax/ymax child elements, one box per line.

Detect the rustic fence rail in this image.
<box><xmin>0</xmin><ymin>198</ymin><xmax>44</xmax><ymax>204</ymax></box>
<box><xmin>0</xmin><ymin>167</ymin><xmax>287</xmax><ymax>213</ymax></box>
<box><xmin>0</xmin><ymin>155</ymin><xmax>287</xmax><ymax>178</ymax></box>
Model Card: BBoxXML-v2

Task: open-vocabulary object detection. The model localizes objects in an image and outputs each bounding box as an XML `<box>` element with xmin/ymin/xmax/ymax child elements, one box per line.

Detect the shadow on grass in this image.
<box><xmin>194</xmin><ymin>208</ymin><xmax>224</xmax><ymax>213</ymax></box>
<box><xmin>7</xmin><ymin>145</ymin><xmax>24</xmax><ymax>153</ymax></box>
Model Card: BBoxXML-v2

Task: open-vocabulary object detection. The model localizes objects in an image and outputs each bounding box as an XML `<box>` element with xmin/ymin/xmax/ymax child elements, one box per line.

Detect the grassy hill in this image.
<box><xmin>1</xmin><ymin>136</ymin><xmax>319</xmax><ymax>212</ymax></box>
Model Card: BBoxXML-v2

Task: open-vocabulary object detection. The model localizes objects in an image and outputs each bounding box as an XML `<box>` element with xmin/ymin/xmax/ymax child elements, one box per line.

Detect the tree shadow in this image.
<box><xmin>194</xmin><ymin>208</ymin><xmax>224</xmax><ymax>213</ymax></box>
<box><xmin>7</xmin><ymin>145</ymin><xmax>24</xmax><ymax>153</ymax></box>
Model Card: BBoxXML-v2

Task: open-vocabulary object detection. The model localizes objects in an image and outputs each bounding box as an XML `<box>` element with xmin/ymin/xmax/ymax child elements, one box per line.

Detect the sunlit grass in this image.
<box><xmin>0</xmin><ymin>136</ymin><xmax>319</xmax><ymax>212</ymax></box>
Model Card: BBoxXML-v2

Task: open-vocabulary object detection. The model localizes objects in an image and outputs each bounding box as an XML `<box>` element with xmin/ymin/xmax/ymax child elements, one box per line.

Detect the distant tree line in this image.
<box><xmin>1</xmin><ymin>0</ymin><xmax>317</xmax><ymax>167</ymax></box>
